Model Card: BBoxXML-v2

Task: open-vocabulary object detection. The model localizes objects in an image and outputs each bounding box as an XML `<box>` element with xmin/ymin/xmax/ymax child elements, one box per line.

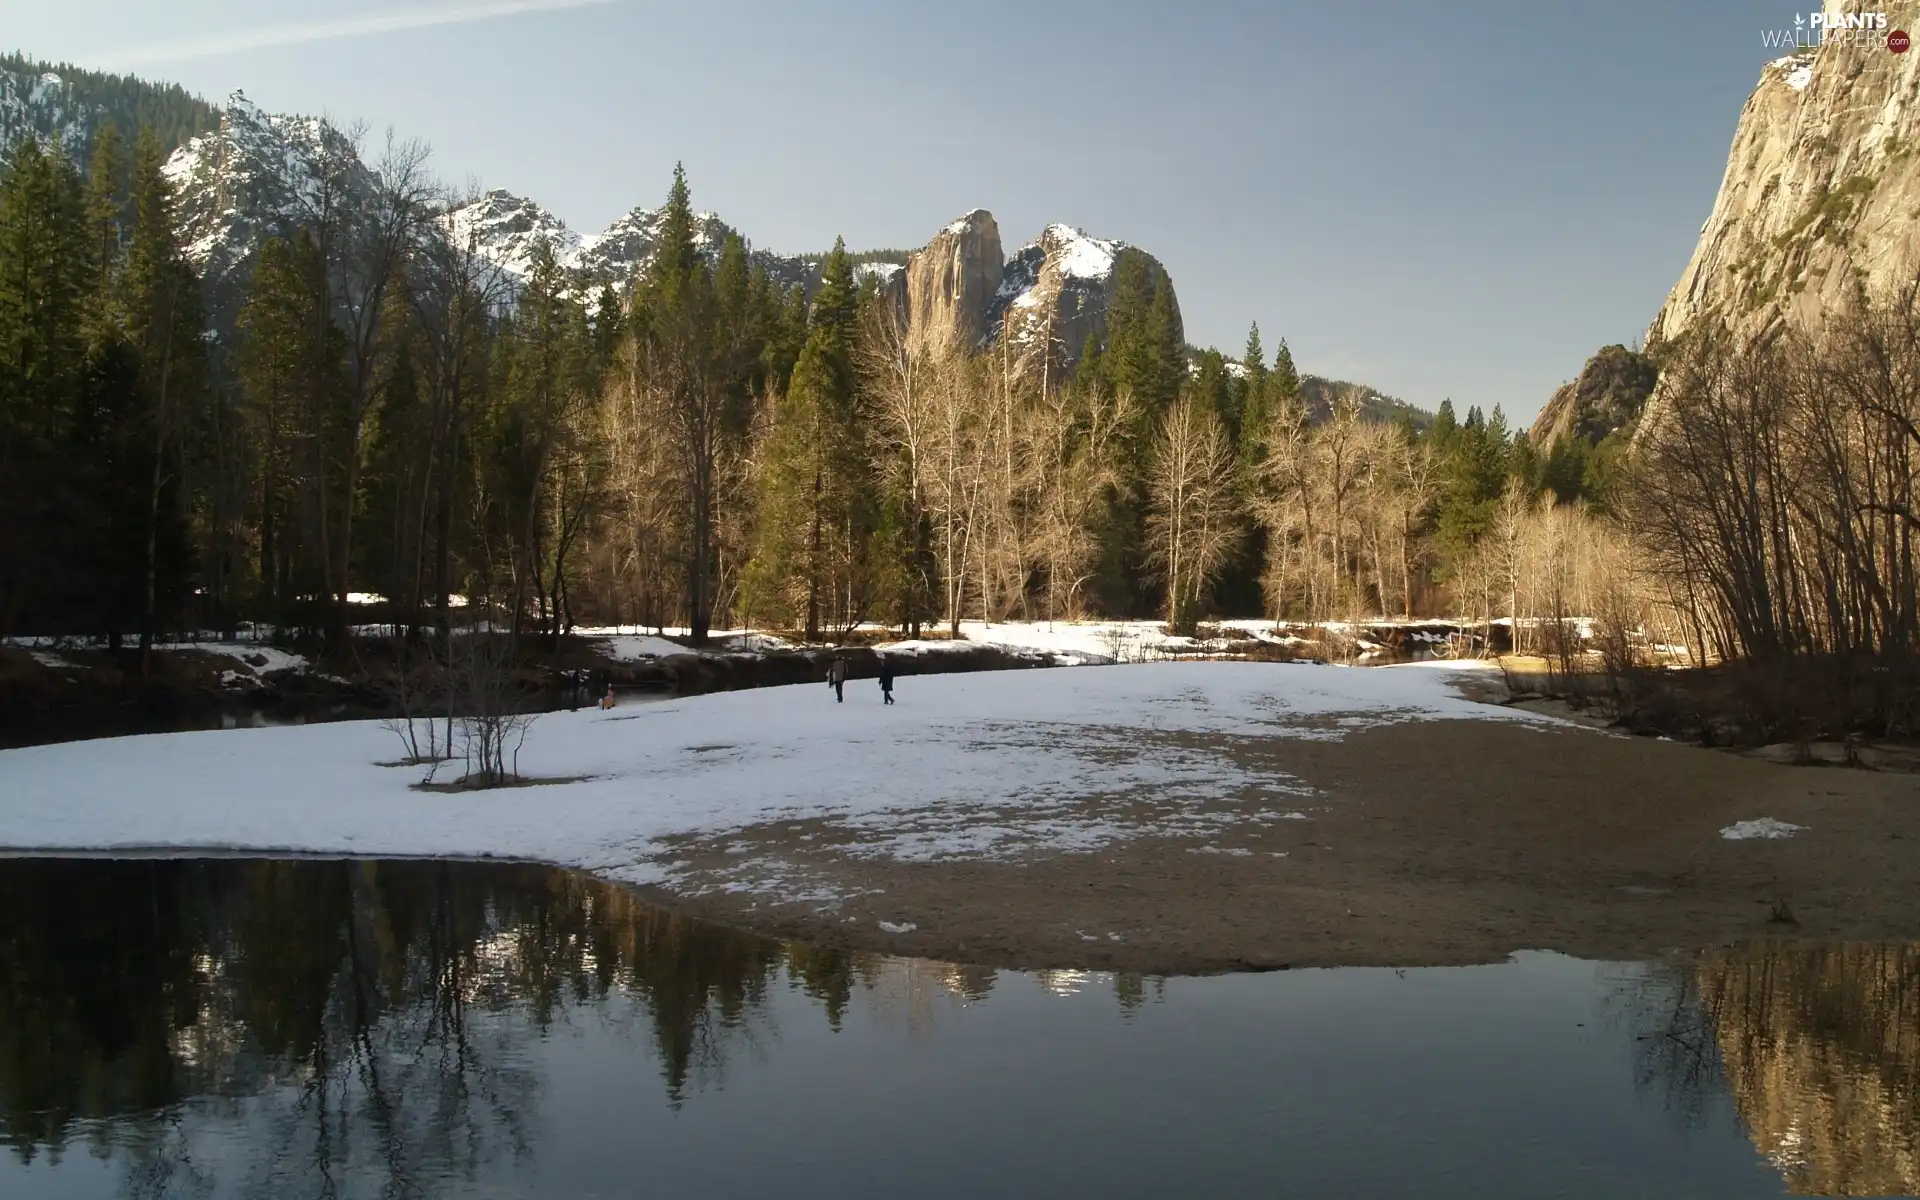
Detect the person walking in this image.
<box><xmin>826</xmin><ymin>655</ymin><xmax>847</xmax><ymax>703</ymax></box>
<box><xmin>877</xmin><ymin>654</ymin><xmax>895</xmax><ymax>704</ymax></box>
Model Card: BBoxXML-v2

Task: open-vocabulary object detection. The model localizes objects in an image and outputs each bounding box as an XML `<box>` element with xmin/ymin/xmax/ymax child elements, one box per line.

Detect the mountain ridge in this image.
<box><xmin>2</xmin><ymin>56</ymin><xmax>1424</xmax><ymax>416</ymax></box>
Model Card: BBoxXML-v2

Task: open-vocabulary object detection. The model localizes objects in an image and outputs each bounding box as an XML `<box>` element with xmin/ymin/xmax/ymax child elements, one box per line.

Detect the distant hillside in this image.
<box><xmin>786</xmin><ymin>246</ymin><xmax>916</xmax><ymax>266</ymax></box>
<box><xmin>1186</xmin><ymin>348</ymin><xmax>1432</xmax><ymax>429</ymax></box>
<box><xmin>1298</xmin><ymin>374</ymin><xmax>1432</xmax><ymax>430</ymax></box>
<box><xmin>0</xmin><ymin>53</ymin><xmax>218</xmax><ymax>158</ymax></box>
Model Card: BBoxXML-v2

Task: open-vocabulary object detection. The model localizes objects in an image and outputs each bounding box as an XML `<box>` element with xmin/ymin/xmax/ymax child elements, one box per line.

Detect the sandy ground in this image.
<box><xmin>638</xmin><ymin>717</ymin><xmax>1920</xmax><ymax>974</ymax></box>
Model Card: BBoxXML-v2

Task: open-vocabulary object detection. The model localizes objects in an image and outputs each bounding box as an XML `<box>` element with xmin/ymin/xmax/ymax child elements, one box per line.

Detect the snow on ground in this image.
<box><xmin>954</xmin><ymin>619</ymin><xmax>1249</xmax><ymax>664</ymax></box>
<box><xmin>0</xmin><ymin>662</ymin><xmax>1557</xmax><ymax>902</ymax></box>
<box><xmin>11</xmin><ymin>640</ymin><xmax>307</xmax><ymax>673</ymax></box>
<box><xmin>578</xmin><ymin>626</ymin><xmax>806</xmax><ymax>660</ymax></box>
<box><xmin>173</xmin><ymin>643</ymin><xmax>309</xmax><ymax>673</ymax></box>
<box><xmin>1720</xmin><ymin>818</ymin><xmax>1806</xmax><ymax>840</ymax></box>
<box><xmin>586</xmin><ymin>632</ymin><xmax>692</xmax><ymax>661</ymax></box>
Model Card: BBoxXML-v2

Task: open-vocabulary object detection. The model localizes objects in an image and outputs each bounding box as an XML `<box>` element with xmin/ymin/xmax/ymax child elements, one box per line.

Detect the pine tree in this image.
<box><xmin>80</xmin><ymin>121</ymin><xmax>128</xmax><ymax>344</ymax></box>
<box><xmin>0</xmin><ymin>136</ymin><xmax>92</xmax><ymax>634</ymax></box>
<box><xmin>1430</xmin><ymin>398</ymin><xmax>1459</xmax><ymax>447</ymax></box>
<box><xmin>1190</xmin><ymin>348</ymin><xmax>1234</xmax><ymax>441</ymax></box>
<box><xmin>0</xmin><ymin>138</ymin><xmax>89</xmax><ymax>442</ymax></box>
<box><xmin>652</xmin><ymin>163</ymin><xmax>702</xmax><ymax>293</ymax></box>
<box><xmin>1235</xmin><ymin>323</ymin><xmax>1270</xmax><ymax>460</ymax></box>
<box><xmin>490</xmin><ymin>235</ymin><xmax>599</xmax><ymax>649</ymax></box>
<box><xmin>761</xmin><ymin>284</ymin><xmax>806</xmax><ymax>396</ymax></box>
<box><xmin>1245</xmin><ymin>337</ymin><xmax>1299</xmax><ymax>469</ymax></box>
<box><xmin>236</xmin><ymin>233</ymin><xmax>337</xmax><ymax>618</ymax></box>
<box><xmin>121</xmin><ymin>126</ymin><xmax>207</xmax><ymax>666</ymax></box>
<box><xmin>743</xmin><ymin>240</ymin><xmax>873</xmax><ymax>640</ymax></box>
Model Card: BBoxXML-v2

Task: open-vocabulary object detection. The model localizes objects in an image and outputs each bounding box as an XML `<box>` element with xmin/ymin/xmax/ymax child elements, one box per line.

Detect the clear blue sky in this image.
<box><xmin>3</xmin><ymin>0</ymin><xmax>1783</xmax><ymax>421</ymax></box>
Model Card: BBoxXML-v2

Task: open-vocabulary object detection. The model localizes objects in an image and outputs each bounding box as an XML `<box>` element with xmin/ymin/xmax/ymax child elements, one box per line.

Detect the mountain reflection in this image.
<box><xmin>1616</xmin><ymin>941</ymin><xmax>1920</xmax><ymax>1196</ymax></box>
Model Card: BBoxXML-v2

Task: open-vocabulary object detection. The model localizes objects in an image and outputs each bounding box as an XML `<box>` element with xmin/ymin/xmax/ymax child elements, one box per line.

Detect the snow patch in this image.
<box><xmin>876</xmin><ymin>920</ymin><xmax>917</xmax><ymax>934</ymax></box>
<box><xmin>1720</xmin><ymin>818</ymin><xmax>1806</xmax><ymax>840</ymax></box>
<box><xmin>589</xmin><ymin>633</ymin><xmax>687</xmax><ymax>661</ymax></box>
<box><xmin>1044</xmin><ymin>223</ymin><xmax>1120</xmax><ymax>280</ymax></box>
<box><xmin>0</xmin><ymin>662</ymin><xmax>1557</xmax><ymax>894</ymax></box>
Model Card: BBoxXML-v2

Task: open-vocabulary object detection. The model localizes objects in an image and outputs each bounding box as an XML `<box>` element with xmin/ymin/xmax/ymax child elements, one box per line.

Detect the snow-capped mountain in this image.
<box><xmin>163</xmin><ymin>91</ymin><xmax>378</xmax><ymax>326</ymax></box>
<box><xmin>86</xmin><ymin>84</ymin><xmax>1177</xmax><ymax>379</ymax></box>
<box><xmin>440</xmin><ymin>190</ymin><xmax>822</xmax><ymax>299</ymax></box>
<box><xmin>987</xmin><ymin>223</ymin><xmax>1142</xmax><ymax>364</ymax></box>
<box><xmin>0</xmin><ymin>69</ymin><xmax>95</xmax><ymax>158</ymax></box>
<box><xmin>905</xmin><ymin>211</ymin><xmax>1179</xmax><ymax>369</ymax></box>
<box><xmin>439</xmin><ymin>188</ymin><xmax>582</xmax><ymax>281</ymax></box>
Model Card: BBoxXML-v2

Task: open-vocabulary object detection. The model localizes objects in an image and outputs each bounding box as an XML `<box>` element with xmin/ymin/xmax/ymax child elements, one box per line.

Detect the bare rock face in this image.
<box><xmin>1528</xmin><ymin>344</ymin><xmax>1659</xmax><ymax>445</ymax></box>
<box><xmin>894</xmin><ymin>209</ymin><xmax>1180</xmax><ymax>375</ymax></box>
<box><xmin>985</xmin><ymin>224</ymin><xmax>1180</xmax><ymax>371</ymax></box>
<box><xmin>1649</xmin><ymin>0</ymin><xmax>1920</xmax><ymax>349</ymax></box>
<box><xmin>904</xmin><ymin>209</ymin><xmax>1004</xmax><ymax>359</ymax></box>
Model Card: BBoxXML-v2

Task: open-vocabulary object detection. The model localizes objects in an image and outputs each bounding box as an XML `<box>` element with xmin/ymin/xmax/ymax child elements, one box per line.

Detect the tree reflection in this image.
<box><xmin>0</xmin><ymin>858</ymin><xmax>860</xmax><ymax>1194</ymax></box>
<box><xmin>1613</xmin><ymin>942</ymin><xmax>1920</xmax><ymax>1196</ymax></box>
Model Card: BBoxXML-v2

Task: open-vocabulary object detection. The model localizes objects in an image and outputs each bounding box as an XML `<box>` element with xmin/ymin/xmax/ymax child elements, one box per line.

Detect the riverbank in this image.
<box><xmin>3</xmin><ymin>659</ymin><xmax>1914</xmax><ymax>974</ymax></box>
<box><xmin>641</xmin><ymin>715</ymin><xmax>1919</xmax><ymax>974</ymax></box>
<box><xmin>0</xmin><ymin>616</ymin><xmax>1522</xmax><ymax>749</ymax></box>
<box><xmin>0</xmin><ymin>632</ymin><xmax>1050</xmax><ymax>748</ymax></box>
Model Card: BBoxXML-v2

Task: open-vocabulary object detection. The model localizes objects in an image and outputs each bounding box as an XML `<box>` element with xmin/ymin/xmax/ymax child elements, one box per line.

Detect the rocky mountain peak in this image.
<box><xmin>1528</xmin><ymin>344</ymin><xmax>1659</xmax><ymax>446</ymax></box>
<box><xmin>904</xmin><ymin>208</ymin><xmax>1005</xmax><ymax>360</ymax></box>
<box><xmin>1649</xmin><ymin>2</ymin><xmax>1920</xmax><ymax>349</ymax></box>
<box><xmin>986</xmin><ymin>223</ymin><xmax>1177</xmax><ymax>370</ymax></box>
<box><xmin>439</xmin><ymin>188</ymin><xmax>580</xmax><ymax>281</ymax></box>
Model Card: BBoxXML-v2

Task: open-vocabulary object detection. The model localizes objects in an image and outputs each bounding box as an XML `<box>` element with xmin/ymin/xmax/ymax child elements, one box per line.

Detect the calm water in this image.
<box><xmin>1</xmin><ymin>860</ymin><xmax>1914</xmax><ymax>1199</ymax></box>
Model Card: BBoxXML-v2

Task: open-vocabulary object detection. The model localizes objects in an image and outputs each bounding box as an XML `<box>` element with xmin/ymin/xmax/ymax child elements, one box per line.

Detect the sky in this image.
<box><xmin>2</xmin><ymin>0</ymin><xmax>1792</xmax><ymax>422</ymax></box>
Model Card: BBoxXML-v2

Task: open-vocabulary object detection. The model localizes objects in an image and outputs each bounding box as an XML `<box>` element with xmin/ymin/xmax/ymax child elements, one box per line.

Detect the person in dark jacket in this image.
<box><xmin>826</xmin><ymin>656</ymin><xmax>847</xmax><ymax>703</ymax></box>
<box><xmin>876</xmin><ymin>654</ymin><xmax>895</xmax><ymax>704</ymax></box>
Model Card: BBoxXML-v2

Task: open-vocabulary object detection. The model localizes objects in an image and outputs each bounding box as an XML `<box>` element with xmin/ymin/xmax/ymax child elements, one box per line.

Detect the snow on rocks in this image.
<box><xmin>0</xmin><ymin>662</ymin><xmax>1553</xmax><ymax>901</ymax></box>
<box><xmin>1719</xmin><ymin>818</ymin><xmax>1807</xmax><ymax>840</ymax></box>
<box><xmin>1044</xmin><ymin>223</ymin><xmax>1120</xmax><ymax>280</ymax></box>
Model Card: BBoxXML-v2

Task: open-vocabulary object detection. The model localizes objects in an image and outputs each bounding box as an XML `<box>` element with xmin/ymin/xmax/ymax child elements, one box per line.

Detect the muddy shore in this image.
<box><xmin>635</xmin><ymin>716</ymin><xmax>1920</xmax><ymax>975</ymax></box>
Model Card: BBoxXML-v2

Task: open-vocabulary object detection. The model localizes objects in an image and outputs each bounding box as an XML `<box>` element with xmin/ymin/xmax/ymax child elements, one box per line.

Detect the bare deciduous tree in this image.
<box><xmin>1148</xmin><ymin>394</ymin><xmax>1239</xmax><ymax>631</ymax></box>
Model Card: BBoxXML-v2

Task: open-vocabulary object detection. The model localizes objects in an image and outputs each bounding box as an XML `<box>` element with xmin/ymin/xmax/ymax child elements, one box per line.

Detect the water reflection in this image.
<box><xmin>1618</xmin><ymin>943</ymin><xmax>1920</xmax><ymax>1196</ymax></box>
<box><xmin>1</xmin><ymin>859</ymin><xmax>1915</xmax><ymax>1198</ymax></box>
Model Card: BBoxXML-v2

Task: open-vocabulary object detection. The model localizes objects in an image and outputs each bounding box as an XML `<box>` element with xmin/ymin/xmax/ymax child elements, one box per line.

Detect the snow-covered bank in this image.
<box><xmin>0</xmin><ymin>662</ymin><xmax>1554</xmax><ymax>897</ymax></box>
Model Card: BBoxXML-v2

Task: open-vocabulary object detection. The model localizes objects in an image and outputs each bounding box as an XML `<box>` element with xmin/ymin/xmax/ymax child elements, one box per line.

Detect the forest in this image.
<box><xmin>0</xmin><ymin>124</ymin><xmax>1621</xmax><ymax>650</ymax></box>
<box><xmin>2</xmin><ymin>115</ymin><xmax>1916</xmax><ymax>742</ymax></box>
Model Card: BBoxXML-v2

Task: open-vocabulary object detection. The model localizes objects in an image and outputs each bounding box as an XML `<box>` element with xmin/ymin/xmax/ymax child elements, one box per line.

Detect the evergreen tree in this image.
<box><xmin>1244</xmin><ymin>336</ymin><xmax>1299</xmax><ymax>468</ymax></box>
<box><xmin>651</xmin><ymin>163</ymin><xmax>703</xmax><ymax>293</ymax></box>
<box><xmin>743</xmin><ymin>240</ymin><xmax>873</xmax><ymax>640</ymax></box>
<box><xmin>1191</xmin><ymin>348</ymin><xmax>1233</xmax><ymax>442</ymax></box>
<box><xmin>1429</xmin><ymin>397</ymin><xmax>1459</xmax><ymax>450</ymax></box>
<box><xmin>80</xmin><ymin>121</ymin><xmax>128</xmax><ymax>344</ymax></box>
<box><xmin>1431</xmin><ymin>400</ymin><xmax>1510</xmax><ymax>578</ymax></box>
<box><xmin>591</xmin><ymin>282</ymin><xmax>623</xmax><ymax>370</ymax></box>
<box><xmin>1235</xmin><ymin>323</ymin><xmax>1270</xmax><ymax>461</ymax></box>
<box><xmin>120</xmin><ymin>127</ymin><xmax>207</xmax><ymax>663</ymax></box>
<box><xmin>489</xmin><ymin>235</ymin><xmax>599</xmax><ymax>648</ymax></box>
<box><xmin>235</xmin><ymin>232</ymin><xmax>338</xmax><ymax>619</ymax></box>
<box><xmin>761</xmin><ymin>284</ymin><xmax>806</xmax><ymax>397</ymax></box>
<box><xmin>0</xmin><ymin>137</ymin><xmax>92</xmax><ymax>634</ymax></box>
<box><xmin>1540</xmin><ymin>436</ymin><xmax>1591</xmax><ymax>505</ymax></box>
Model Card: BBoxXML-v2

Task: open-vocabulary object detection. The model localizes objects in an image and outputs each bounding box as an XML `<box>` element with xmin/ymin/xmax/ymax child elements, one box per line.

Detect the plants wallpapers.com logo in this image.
<box><xmin>1762</xmin><ymin>11</ymin><xmax>1909</xmax><ymax>50</ymax></box>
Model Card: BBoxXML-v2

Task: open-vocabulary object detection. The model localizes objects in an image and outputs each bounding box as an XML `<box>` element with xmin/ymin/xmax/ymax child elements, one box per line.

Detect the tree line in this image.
<box><xmin>1626</xmin><ymin>292</ymin><xmax>1920</xmax><ymax>735</ymax></box>
<box><xmin>2</xmin><ymin>130</ymin><xmax>1645</xmax><ymax>655</ymax></box>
